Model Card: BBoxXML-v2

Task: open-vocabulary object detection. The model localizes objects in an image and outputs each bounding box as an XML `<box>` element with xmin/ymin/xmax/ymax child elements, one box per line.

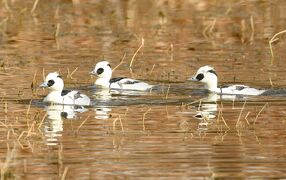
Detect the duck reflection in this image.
<box><xmin>44</xmin><ymin>104</ymin><xmax>87</xmax><ymax>146</ymax></box>
<box><xmin>193</xmin><ymin>93</ymin><xmax>218</xmax><ymax>121</ymax></box>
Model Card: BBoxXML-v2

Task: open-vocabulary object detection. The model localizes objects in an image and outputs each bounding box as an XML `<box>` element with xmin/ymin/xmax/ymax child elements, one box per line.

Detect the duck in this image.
<box><xmin>90</xmin><ymin>61</ymin><xmax>153</xmax><ymax>91</ymax></box>
<box><xmin>40</xmin><ymin>72</ymin><xmax>90</xmax><ymax>105</ymax></box>
<box><xmin>189</xmin><ymin>65</ymin><xmax>266</xmax><ymax>96</ymax></box>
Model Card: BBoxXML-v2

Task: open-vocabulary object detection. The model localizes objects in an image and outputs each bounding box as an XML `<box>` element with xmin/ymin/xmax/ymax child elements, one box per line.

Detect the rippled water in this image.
<box><xmin>1</xmin><ymin>0</ymin><xmax>286</xmax><ymax>179</ymax></box>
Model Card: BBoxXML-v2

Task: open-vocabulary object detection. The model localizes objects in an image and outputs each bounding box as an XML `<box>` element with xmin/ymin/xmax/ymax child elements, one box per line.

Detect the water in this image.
<box><xmin>1</xmin><ymin>0</ymin><xmax>286</xmax><ymax>179</ymax></box>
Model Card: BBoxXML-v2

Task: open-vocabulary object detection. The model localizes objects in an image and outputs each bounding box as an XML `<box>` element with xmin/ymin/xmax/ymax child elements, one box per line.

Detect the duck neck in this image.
<box><xmin>205</xmin><ymin>79</ymin><xmax>218</xmax><ymax>92</ymax></box>
<box><xmin>95</xmin><ymin>76</ymin><xmax>111</xmax><ymax>88</ymax></box>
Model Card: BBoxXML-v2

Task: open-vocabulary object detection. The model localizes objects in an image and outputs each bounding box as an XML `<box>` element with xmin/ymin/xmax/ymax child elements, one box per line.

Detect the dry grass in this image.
<box><xmin>77</xmin><ymin>115</ymin><xmax>90</xmax><ymax>133</ymax></box>
<box><xmin>129</xmin><ymin>37</ymin><xmax>144</xmax><ymax>72</ymax></box>
<box><xmin>236</xmin><ymin>100</ymin><xmax>247</xmax><ymax>127</ymax></box>
<box><xmin>269</xmin><ymin>30</ymin><xmax>286</xmax><ymax>61</ymax></box>
<box><xmin>61</xmin><ymin>166</ymin><xmax>69</xmax><ymax>180</ymax></box>
<box><xmin>142</xmin><ymin>107</ymin><xmax>151</xmax><ymax>131</ymax></box>
<box><xmin>31</xmin><ymin>0</ymin><xmax>40</xmax><ymax>14</ymax></box>
<box><xmin>112</xmin><ymin>115</ymin><xmax>124</xmax><ymax>132</ymax></box>
<box><xmin>203</xmin><ymin>18</ymin><xmax>216</xmax><ymax>39</ymax></box>
<box><xmin>67</xmin><ymin>67</ymin><xmax>78</xmax><ymax>80</ymax></box>
<box><xmin>254</xmin><ymin>103</ymin><xmax>268</xmax><ymax>125</ymax></box>
<box><xmin>112</xmin><ymin>52</ymin><xmax>126</xmax><ymax>71</ymax></box>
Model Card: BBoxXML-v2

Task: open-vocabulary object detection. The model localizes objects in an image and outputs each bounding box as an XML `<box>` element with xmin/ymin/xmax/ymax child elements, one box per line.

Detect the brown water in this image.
<box><xmin>1</xmin><ymin>0</ymin><xmax>286</xmax><ymax>179</ymax></box>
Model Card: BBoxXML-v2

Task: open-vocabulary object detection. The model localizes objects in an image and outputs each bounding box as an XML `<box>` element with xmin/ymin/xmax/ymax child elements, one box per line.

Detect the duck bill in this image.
<box><xmin>39</xmin><ymin>82</ymin><xmax>48</xmax><ymax>87</ymax></box>
<box><xmin>89</xmin><ymin>71</ymin><xmax>97</xmax><ymax>75</ymax></box>
<box><xmin>187</xmin><ymin>76</ymin><xmax>198</xmax><ymax>81</ymax></box>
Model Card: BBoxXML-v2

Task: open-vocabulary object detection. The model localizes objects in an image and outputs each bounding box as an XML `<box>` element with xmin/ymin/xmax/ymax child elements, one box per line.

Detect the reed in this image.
<box><xmin>31</xmin><ymin>0</ymin><xmax>40</xmax><ymax>14</ymax></box>
<box><xmin>77</xmin><ymin>116</ymin><xmax>90</xmax><ymax>133</ymax></box>
<box><xmin>54</xmin><ymin>23</ymin><xmax>60</xmax><ymax>39</ymax></box>
<box><xmin>236</xmin><ymin>100</ymin><xmax>246</xmax><ymax>127</ymax></box>
<box><xmin>254</xmin><ymin>103</ymin><xmax>268</xmax><ymax>125</ymax></box>
<box><xmin>37</xmin><ymin>112</ymin><xmax>47</xmax><ymax>131</ymax></box>
<box><xmin>269</xmin><ymin>30</ymin><xmax>286</xmax><ymax>61</ymax></box>
<box><xmin>118</xmin><ymin>115</ymin><xmax>124</xmax><ymax>132</ymax></box>
<box><xmin>269</xmin><ymin>76</ymin><xmax>273</xmax><ymax>88</ymax></box>
<box><xmin>250</xmin><ymin>16</ymin><xmax>254</xmax><ymax>43</ymax></box>
<box><xmin>112</xmin><ymin>52</ymin><xmax>126</xmax><ymax>71</ymax></box>
<box><xmin>203</xmin><ymin>18</ymin><xmax>216</xmax><ymax>39</ymax></box>
<box><xmin>3</xmin><ymin>0</ymin><xmax>10</xmax><ymax>12</ymax></box>
<box><xmin>67</xmin><ymin>67</ymin><xmax>78</xmax><ymax>79</ymax></box>
<box><xmin>129</xmin><ymin>37</ymin><xmax>144</xmax><ymax>69</ymax></box>
<box><xmin>149</xmin><ymin>64</ymin><xmax>156</xmax><ymax>75</ymax></box>
<box><xmin>244</xmin><ymin>111</ymin><xmax>250</xmax><ymax>125</ymax></box>
<box><xmin>61</xmin><ymin>166</ymin><xmax>69</xmax><ymax>180</ymax></box>
<box><xmin>142</xmin><ymin>107</ymin><xmax>151</xmax><ymax>131</ymax></box>
<box><xmin>218</xmin><ymin>102</ymin><xmax>230</xmax><ymax>129</ymax></box>
<box><xmin>165</xmin><ymin>85</ymin><xmax>170</xmax><ymax>99</ymax></box>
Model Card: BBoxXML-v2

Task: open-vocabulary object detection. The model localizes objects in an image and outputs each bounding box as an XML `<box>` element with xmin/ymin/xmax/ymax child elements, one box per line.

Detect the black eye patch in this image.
<box><xmin>47</xmin><ymin>80</ymin><xmax>55</xmax><ymax>87</ymax></box>
<box><xmin>207</xmin><ymin>69</ymin><xmax>217</xmax><ymax>76</ymax></box>
<box><xmin>97</xmin><ymin>68</ymin><xmax>104</xmax><ymax>75</ymax></box>
<box><xmin>196</xmin><ymin>73</ymin><xmax>204</xmax><ymax>81</ymax></box>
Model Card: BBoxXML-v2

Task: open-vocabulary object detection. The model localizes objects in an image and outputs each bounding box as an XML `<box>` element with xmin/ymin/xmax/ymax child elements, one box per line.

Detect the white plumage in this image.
<box><xmin>190</xmin><ymin>65</ymin><xmax>266</xmax><ymax>96</ymax></box>
<box><xmin>90</xmin><ymin>61</ymin><xmax>153</xmax><ymax>91</ymax></box>
<box><xmin>40</xmin><ymin>72</ymin><xmax>90</xmax><ymax>105</ymax></box>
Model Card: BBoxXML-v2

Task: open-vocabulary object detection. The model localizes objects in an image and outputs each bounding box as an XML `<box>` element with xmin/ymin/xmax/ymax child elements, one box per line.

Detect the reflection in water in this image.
<box><xmin>94</xmin><ymin>107</ymin><xmax>112</xmax><ymax>120</ymax></box>
<box><xmin>44</xmin><ymin>104</ymin><xmax>87</xmax><ymax>146</ymax></box>
<box><xmin>93</xmin><ymin>88</ymin><xmax>112</xmax><ymax>101</ymax></box>
<box><xmin>192</xmin><ymin>93</ymin><xmax>218</xmax><ymax>131</ymax></box>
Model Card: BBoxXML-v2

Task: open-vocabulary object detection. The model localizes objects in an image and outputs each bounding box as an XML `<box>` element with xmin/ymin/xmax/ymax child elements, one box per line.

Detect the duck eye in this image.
<box><xmin>97</xmin><ymin>68</ymin><xmax>104</xmax><ymax>75</ymax></box>
<box><xmin>47</xmin><ymin>80</ymin><xmax>55</xmax><ymax>87</ymax></box>
<box><xmin>196</xmin><ymin>73</ymin><xmax>204</xmax><ymax>81</ymax></box>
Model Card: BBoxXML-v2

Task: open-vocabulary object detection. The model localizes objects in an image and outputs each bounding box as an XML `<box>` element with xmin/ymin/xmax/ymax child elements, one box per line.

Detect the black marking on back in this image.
<box><xmin>61</xmin><ymin>89</ymin><xmax>72</xmax><ymax>96</ymax></box>
<box><xmin>221</xmin><ymin>85</ymin><xmax>230</xmax><ymax>88</ymax></box>
<box><xmin>125</xmin><ymin>80</ymin><xmax>140</xmax><ymax>84</ymax></box>
<box><xmin>207</xmin><ymin>69</ymin><xmax>217</xmax><ymax>76</ymax></box>
<box><xmin>47</xmin><ymin>80</ymin><xmax>55</xmax><ymax>87</ymax></box>
<box><xmin>107</xmin><ymin>64</ymin><xmax>111</xmax><ymax>68</ymax></box>
<box><xmin>236</xmin><ymin>86</ymin><xmax>246</xmax><ymax>91</ymax></box>
<box><xmin>196</xmin><ymin>73</ymin><xmax>204</xmax><ymax>81</ymax></box>
<box><xmin>57</xmin><ymin>75</ymin><xmax>62</xmax><ymax>78</ymax></box>
<box><xmin>110</xmin><ymin>77</ymin><xmax>126</xmax><ymax>83</ymax></box>
<box><xmin>74</xmin><ymin>92</ymin><xmax>83</xmax><ymax>99</ymax></box>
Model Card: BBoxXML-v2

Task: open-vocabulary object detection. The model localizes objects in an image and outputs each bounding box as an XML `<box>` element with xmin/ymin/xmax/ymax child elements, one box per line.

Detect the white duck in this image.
<box><xmin>90</xmin><ymin>61</ymin><xmax>153</xmax><ymax>91</ymax></box>
<box><xmin>189</xmin><ymin>65</ymin><xmax>266</xmax><ymax>96</ymax></box>
<box><xmin>40</xmin><ymin>72</ymin><xmax>90</xmax><ymax>105</ymax></box>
